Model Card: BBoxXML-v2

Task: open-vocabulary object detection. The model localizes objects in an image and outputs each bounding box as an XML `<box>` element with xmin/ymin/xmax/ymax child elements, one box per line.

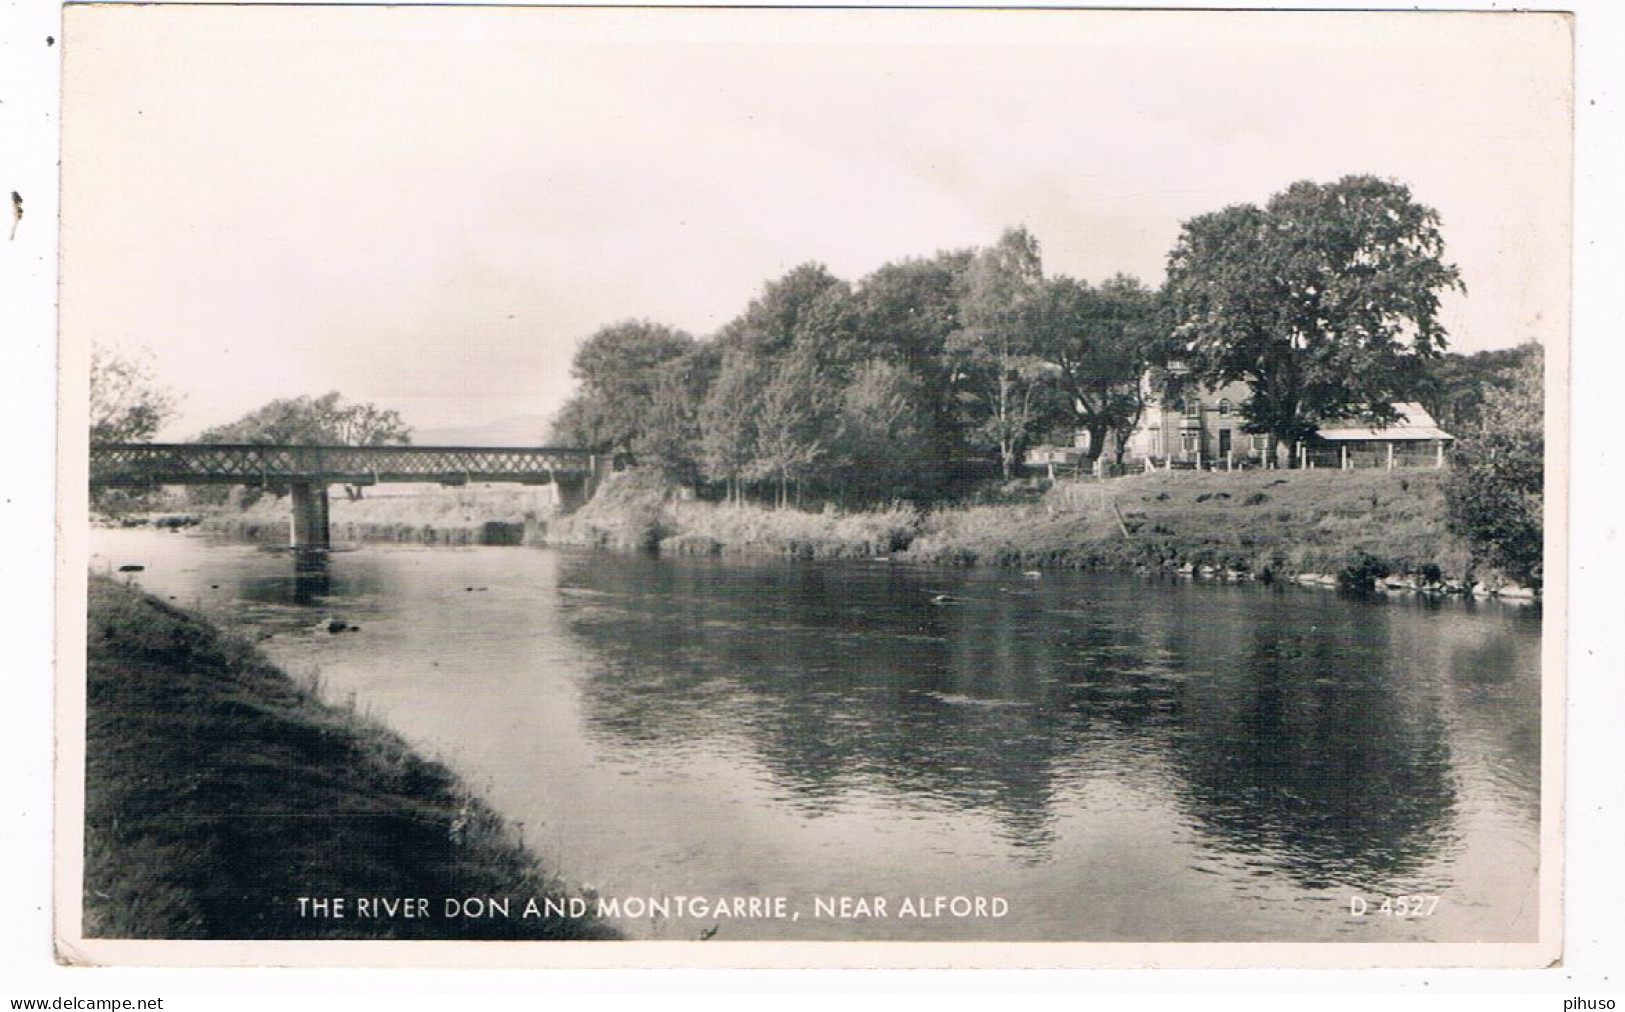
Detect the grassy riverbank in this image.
<box><xmin>546</xmin><ymin>467</ymin><xmax>1496</xmax><ymax>588</ymax></box>
<box><xmin>167</xmin><ymin>465</ymin><xmax>1509</xmax><ymax>589</ymax></box>
<box><xmin>84</xmin><ymin>576</ymin><xmax>614</xmax><ymax>940</ymax></box>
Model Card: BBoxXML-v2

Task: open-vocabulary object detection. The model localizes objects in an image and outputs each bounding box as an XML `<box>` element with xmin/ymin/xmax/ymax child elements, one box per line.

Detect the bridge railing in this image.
<box><xmin>89</xmin><ymin>443</ymin><xmax>598</xmax><ymax>487</ymax></box>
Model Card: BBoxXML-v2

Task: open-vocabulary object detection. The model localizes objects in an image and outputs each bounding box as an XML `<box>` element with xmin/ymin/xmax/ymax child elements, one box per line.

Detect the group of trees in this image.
<box><xmin>553</xmin><ymin>175</ymin><xmax>1471</xmax><ymax>505</ymax></box>
<box><xmin>88</xmin><ymin>350</ymin><xmax>415</xmax><ymax>509</ymax></box>
<box><xmin>89</xmin><ymin>348</ymin><xmax>413</xmax><ymax>454</ymax></box>
<box><xmin>552</xmin><ymin>230</ymin><xmax>1172</xmax><ymax>506</ymax></box>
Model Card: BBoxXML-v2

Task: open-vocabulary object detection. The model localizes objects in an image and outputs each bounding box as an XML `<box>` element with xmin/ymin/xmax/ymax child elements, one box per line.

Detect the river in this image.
<box><xmin>88</xmin><ymin>527</ymin><xmax>1543</xmax><ymax>943</ymax></box>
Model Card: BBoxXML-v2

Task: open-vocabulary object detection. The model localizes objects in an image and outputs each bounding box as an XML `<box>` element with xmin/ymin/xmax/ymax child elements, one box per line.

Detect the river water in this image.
<box><xmin>89</xmin><ymin>528</ymin><xmax>1543</xmax><ymax>942</ymax></box>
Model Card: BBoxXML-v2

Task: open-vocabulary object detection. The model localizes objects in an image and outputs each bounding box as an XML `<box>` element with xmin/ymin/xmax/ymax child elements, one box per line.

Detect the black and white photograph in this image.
<box><xmin>51</xmin><ymin>4</ymin><xmax>1570</xmax><ymax>968</ymax></box>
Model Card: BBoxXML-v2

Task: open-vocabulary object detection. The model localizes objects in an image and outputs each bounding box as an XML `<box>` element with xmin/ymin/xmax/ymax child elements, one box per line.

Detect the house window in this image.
<box><xmin>1184</xmin><ymin>398</ymin><xmax>1201</xmax><ymax>419</ymax></box>
<box><xmin>1219</xmin><ymin>398</ymin><xmax>1231</xmax><ymax>417</ymax></box>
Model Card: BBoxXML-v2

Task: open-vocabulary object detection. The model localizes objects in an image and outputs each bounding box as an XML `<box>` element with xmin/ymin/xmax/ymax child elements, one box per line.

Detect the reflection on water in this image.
<box><xmin>1167</xmin><ymin>610</ymin><xmax>1457</xmax><ymax>892</ymax></box>
<box><xmin>89</xmin><ymin>529</ymin><xmax>1543</xmax><ymax>942</ymax></box>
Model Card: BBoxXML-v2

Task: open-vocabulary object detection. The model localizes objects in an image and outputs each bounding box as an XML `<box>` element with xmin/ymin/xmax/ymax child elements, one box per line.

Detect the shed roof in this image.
<box><xmin>1314</xmin><ymin>403</ymin><xmax>1454</xmax><ymax>443</ymax></box>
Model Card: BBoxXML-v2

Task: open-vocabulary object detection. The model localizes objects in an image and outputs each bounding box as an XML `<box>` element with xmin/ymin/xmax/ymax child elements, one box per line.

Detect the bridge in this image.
<box><xmin>89</xmin><ymin>443</ymin><xmax>609</xmax><ymax>550</ymax></box>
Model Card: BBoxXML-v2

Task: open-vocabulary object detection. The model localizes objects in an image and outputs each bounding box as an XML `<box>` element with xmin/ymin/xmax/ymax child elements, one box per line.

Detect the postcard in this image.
<box><xmin>54</xmin><ymin>4</ymin><xmax>1570</xmax><ymax>968</ymax></box>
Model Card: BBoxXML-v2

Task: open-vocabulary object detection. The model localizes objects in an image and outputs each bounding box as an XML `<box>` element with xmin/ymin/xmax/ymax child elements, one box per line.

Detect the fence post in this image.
<box><xmin>1387</xmin><ymin>442</ymin><xmax>1395</xmax><ymax>471</ymax></box>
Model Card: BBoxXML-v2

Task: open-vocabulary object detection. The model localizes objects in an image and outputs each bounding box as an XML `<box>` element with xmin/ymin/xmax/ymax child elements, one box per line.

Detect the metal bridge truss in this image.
<box><xmin>89</xmin><ymin>443</ymin><xmax>598</xmax><ymax>488</ymax></box>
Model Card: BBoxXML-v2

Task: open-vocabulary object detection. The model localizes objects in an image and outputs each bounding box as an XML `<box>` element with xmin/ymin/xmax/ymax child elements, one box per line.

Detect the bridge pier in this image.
<box><xmin>289</xmin><ymin>482</ymin><xmax>331</xmax><ymax>551</ymax></box>
<box><xmin>555</xmin><ymin>454</ymin><xmax>614</xmax><ymax>514</ymax></box>
<box><xmin>556</xmin><ymin>476</ymin><xmax>591</xmax><ymax>514</ymax></box>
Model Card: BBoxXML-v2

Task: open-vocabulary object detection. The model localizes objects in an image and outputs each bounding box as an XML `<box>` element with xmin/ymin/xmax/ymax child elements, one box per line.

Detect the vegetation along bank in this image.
<box><xmin>84</xmin><ymin>576</ymin><xmax>614</xmax><ymax>940</ymax></box>
<box><xmin>542</xmin><ymin>466</ymin><xmax>1537</xmax><ymax>598</ymax></box>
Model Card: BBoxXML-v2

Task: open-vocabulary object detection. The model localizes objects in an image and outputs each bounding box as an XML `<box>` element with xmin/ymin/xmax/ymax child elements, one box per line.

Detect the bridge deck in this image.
<box><xmin>89</xmin><ymin>443</ymin><xmax>598</xmax><ymax>487</ymax></box>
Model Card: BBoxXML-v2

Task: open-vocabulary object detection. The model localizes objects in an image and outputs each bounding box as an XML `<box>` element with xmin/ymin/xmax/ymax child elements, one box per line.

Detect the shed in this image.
<box><xmin>1308</xmin><ymin>402</ymin><xmax>1454</xmax><ymax>469</ymax></box>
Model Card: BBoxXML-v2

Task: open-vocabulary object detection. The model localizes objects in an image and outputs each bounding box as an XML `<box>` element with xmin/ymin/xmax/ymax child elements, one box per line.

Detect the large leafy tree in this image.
<box><xmin>851</xmin><ymin>250</ymin><xmax>975</xmax><ymax>490</ymax></box>
<box><xmin>90</xmin><ymin>343</ymin><xmax>179</xmax><ymax>443</ymax></box>
<box><xmin>947</xmin><ymin>227</ymin><xmax>1052</xmax><ymax>479</ymax></box>
<box><xmin>550</xmin><ymin>320</ymin><xmax>696</xmax><ymax>454</ymax></box>
<box><xmin>1165</xmin><ymin>176</ymin><xmax>1463</xmax><ymax>464</ymax></box>
<box><xmin>698</xmin><ymin>350</ymin><xmax>766</xmax><ymax>505</ymax></box>
<box><xmin>197</xmin><ymin>391</ymin><xmax>411</xmax><ymax>446</ymax></box>
<box><xmin>852</xmin><ymin>250</ymin><xmax>973</xmax><ymax>380</ymax></box>
<box><xmin>749</xmin><ymin>345</ymin><xmax>834</xmax><ymax>508</ymax></box>
<box><xmin>631</xmin><ymin>345</ymin><xmax>721</xmax><ymax>487</ymax></box>
<box><xmin>1025</xmin><ymin>273</ymin><xmax>1163</xmax><ymax>470</ymax></box>
<box><xmin>828</xmin><ymin>359</ymin><xmax>935</xmax><ymax>504</ymax></box>
<box><xmin>699</xmin><ymin>264</ymin><xmax>860</xmax><ymax>503</ymax></box>
<box><xmin>195</xmin><ymin>391</ymin><xmax>411</xmax><ymax>502</ymax></box>
<box><xmin>716</xmin><ymin>262</ymin><xmax>854</xmax><ymax>361</ymax></box>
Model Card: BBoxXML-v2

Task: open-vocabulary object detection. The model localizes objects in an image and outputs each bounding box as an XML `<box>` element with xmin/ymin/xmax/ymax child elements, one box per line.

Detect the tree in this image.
<box><xmin>1165</xmin><ymin>176</ymin><xmax>1463</xmax><ymax>465</ymax></box>
<box><xmin>1418</xmin><ymin>342</ymin><xmax>1539</xmax><ymax>434</ymax></box>
<box><xmin>1443</xmin><ymin>348</ymin><xmax>1544</xmax><ymax>587</ymax></box>
<box><xmin>829</xmin><ymin>359</ymin><xmax>934</xmax><ymax>503</ymax></box>
<box><xmin>1025</xmin><ymin>274</ymin><xmax>1163</xmax><ymax>470</ymax></box>
<box><xmin>197</xmin><ymin>391</ymin><xmax>411</xmax><ymax>446</ymax></box>
<box><xmin>631</xmin><ymin>345</ymin><xmax>721</xmax><ymax>487</ymax></box>
<box><xmin>852</xmin><ymin>252</ymin><xmax>973</xmax><ymax>367</ymax></box>
<box><xmin>851</xmin><ymin>250</ymin><xmax>976</xmax><ymax>492</ymax></box>
<box><xmin>194</xmin><ymin>391</ymin><xmax>411</xmax><ymax>502</ymax></box>
<box><xmin>327</xmin><ymin>400</ymin><xmax>414</xmax><ymax>447</ymax></box>
<box><xmin>947</xmin><ymin>227</ymin><xmax>1051</xmax><ymax>479</ymax></box>
<box><xmin>698</xmin><ymin>350</ymin><xmax>766</xmax><ymax>505</ymax></box>
<box><xmin>90</xmin><ymin>343</ymin><xmax>178</xmax><ymax>443</ymax></box>
<box><xmin>750</xmin><ymin>345</ymin><xmax>834</xmax><ymax>508</ymax></box>
<box><xmin>715</xmin><ymin>263</ymin><xmax>853</xmax><ymax>360</ymax></box>
<box><xmin>549</xmin><ymin>320</ymin><xmax>696</xmax><ymax>455</ymax></box>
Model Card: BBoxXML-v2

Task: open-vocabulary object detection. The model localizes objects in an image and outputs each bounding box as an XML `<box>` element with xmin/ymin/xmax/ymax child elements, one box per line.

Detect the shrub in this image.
<box><xmin>1443</xmin><ymin>348</ymin><xmax>1543</xmax><ymax>587</ymax></box>
<box><xmin>1336</xmin><ymin>551</ymin><xmax>1391</xmax><ymax>595</ymax></box>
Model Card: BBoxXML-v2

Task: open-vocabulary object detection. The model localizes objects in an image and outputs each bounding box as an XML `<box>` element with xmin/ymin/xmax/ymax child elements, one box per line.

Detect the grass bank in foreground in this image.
<box><xmin>545</xmin><ymin>468</ymin><xmax>1514</xmax><ymax>591</ymax></box>
<box><xmin>83</xmin><ymin>576</ymin><xmax>614</xmax><ymax>940</ymax></box>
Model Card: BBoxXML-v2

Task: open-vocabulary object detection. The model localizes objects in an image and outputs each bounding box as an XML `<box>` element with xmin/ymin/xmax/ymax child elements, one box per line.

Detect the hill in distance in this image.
<box><xmin>413</xmin><ymin>414</ymin><xmax>553</xmax><ymax>447</ymax></box>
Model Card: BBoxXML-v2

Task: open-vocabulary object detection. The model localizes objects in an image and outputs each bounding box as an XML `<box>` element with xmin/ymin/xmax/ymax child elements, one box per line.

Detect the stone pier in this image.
<box><xmin>289</xmin><ymin>482</ymin><xmax>331</xmax><ymax>551</ymax></box>
<box><xmin>554</xmin><ymin>454</ymin><xmax>614</xmax><ymax>513</ymax></box>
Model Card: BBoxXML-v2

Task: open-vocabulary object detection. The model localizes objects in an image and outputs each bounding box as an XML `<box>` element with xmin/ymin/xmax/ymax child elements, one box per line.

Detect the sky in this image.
<box><xmin>58</xmin><ymin>6</ymin><xmax>1573</xmax><ymax>440</ymax></box>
